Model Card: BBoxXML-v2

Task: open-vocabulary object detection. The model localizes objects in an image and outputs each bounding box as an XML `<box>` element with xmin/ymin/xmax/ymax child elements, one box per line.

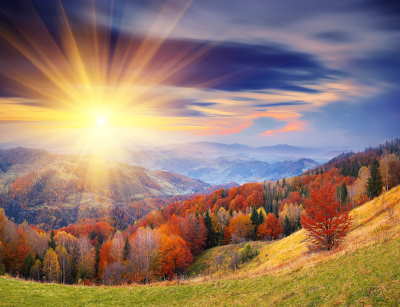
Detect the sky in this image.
<box><xmin>0</xmin><ymin>0</ymin><xmax>399</xmax><ymax>152</ymax></box>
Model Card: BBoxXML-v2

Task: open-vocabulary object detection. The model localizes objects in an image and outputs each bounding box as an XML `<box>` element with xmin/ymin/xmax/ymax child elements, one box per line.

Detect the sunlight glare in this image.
<box><xmin>96</xmin><ymin>115</ymin><xmax>108</xmax><ymax>128</ymax></box>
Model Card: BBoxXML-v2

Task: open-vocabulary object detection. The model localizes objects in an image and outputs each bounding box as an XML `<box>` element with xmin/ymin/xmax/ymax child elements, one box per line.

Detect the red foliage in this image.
<box><xmin>257</xmin><ymin>213</ymin><xmax>282</xmax><ymax>240</ymax></box>
<box><xmin>281</xmin><ymin>191</ymin><xmax>303</xmax><ymax>206</ymax></box>
<box><xmin>99</xmin><ymin>240</ymin><xmax>114</xmax><ymax>278</ymax></box>
<box><xmin>59</xmin><ymin>220</ymin><xmax>114</xmax><ymax>245</ymax></box>
<box><xmin>157</xmin><ymin>232</ymin><xmax>192</xmax><ymax>278</ymax></box>
<box><xmin>301</xmin><ymin>182</ymin><xmax>351</xmax><ymax>250</ymax></box>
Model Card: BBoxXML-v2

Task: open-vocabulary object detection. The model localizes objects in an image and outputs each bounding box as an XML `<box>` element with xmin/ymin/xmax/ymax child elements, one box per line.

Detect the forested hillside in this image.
<box><xmin>0</xmin><ymin>148</ymin><xmax>209</xmax><ymax>229</ymax></box>
<box><xmin>1</xmin><ymin>185</ymin><xmax>399</xmax><ymax>306</ymax></box>
<box><xmin>0</xmin><ymin>140</ymin><xmax>398</xmax><ymax>285</ymax></box>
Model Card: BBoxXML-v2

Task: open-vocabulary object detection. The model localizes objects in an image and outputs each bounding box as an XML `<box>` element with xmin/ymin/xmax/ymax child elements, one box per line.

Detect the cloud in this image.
<box><xmin>254</xmin><ymin>101</ymin><xmax>309</xmax><ymax>108</ymax></box>
<box><xmin>313</xmin><ymin>31</ymin><xmax>355</xmax><ymax>43</ymax></box>
<box><xmin>261</xmin><ymin>121</ymin><xmax>306</xmax><ymax>136</ymax></box>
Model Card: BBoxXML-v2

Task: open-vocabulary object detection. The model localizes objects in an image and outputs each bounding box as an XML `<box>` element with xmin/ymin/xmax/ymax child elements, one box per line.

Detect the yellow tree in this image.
<box><xmin>379</xmin><ymin>154</ymin><xmax>400</xmax><ymax>191</ymax></box>
<box><xmin>43</xmin><ymin>248</ymin><xmax>61</xmax><ymax>282</ymax></box>
<box><xmin>349</xmin><ymin>166</ymin><xmax>369</xmax><ymax>205</ymax></box>
<box><xmin>225</xmin><ymin>213</ymin><xmax>254</xmax><ymax>243</ymax></box>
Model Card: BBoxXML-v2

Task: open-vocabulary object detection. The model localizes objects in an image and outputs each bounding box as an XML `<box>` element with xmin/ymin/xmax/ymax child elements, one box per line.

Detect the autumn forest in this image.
<box><xmin>1</xmin><ymin>140</ymin><xmax>399</xmax><ymax>285</ymax></box>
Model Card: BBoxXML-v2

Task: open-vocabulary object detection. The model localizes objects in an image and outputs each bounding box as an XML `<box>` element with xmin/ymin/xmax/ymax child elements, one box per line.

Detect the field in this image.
<box><xmin>0</xmin><ymin>238</ymin><xmax>399</xmax><ymax>306</ymax></box>
<box><xmin>1</xmin><ymin>186</ymin><xmax>400</xmax><ymax>306</ymax></box>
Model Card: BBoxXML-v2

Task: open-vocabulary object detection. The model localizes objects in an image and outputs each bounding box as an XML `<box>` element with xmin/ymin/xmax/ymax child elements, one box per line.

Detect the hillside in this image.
<box><xmin>0</xmin><ymin>186</ymin><xmax>399</xmax><ymax>306</ymax></box>
<box><xmin>189</xmin><ymin>185</ymin><xmax>400</xmax><ymax>278</ymax></box>
<box><xmin>0</xmin><ymin>148</ymin><xmax>209</xmax><ymax>229</ymax></box>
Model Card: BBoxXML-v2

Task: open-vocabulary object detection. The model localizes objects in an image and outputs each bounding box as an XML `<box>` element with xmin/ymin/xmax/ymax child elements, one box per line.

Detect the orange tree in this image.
<box><xmin>301</xmin><ymin>182</ymin><xmax>351</xmax><ymax>250</ymax></box>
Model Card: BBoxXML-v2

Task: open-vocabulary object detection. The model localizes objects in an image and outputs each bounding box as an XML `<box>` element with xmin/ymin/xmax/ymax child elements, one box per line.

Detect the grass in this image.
<box><xmin>1</xmin><ymin>186</ymin><xmax>400</xmax><ymax>306</ymax></box>
<box><xmin>190</xmin><ymin>185</ymin><xmax>400</xmax><ymax>279</ymax></box>
<box><xmin>187</xmin><ymin>241</ymin><xmax>266</xmax><ymax>276</ymax></box>
<box><xmin>0</xmin><ymin>238</ymin><xmax>399</xmax><ymax>306</ymax></box>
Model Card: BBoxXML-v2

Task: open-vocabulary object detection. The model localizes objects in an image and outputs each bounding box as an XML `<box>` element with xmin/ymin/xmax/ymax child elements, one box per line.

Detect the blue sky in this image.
<box><xmin>0</xmin><ymin>0</ymin><xmax>399</xmax><ymax>150</ymax></box>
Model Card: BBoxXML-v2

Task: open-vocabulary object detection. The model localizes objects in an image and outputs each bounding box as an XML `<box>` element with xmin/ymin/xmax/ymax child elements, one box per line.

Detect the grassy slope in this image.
<box><xmin>1</xmin><ymin>186</ymin><xmax>400</xmax><ymax>307</ymax></box>
<box><xmin>190</xmin><ymin>185</ymin><xmax>400</xmax><ymax>278</ymax></box>
<box><xmin>1</xmin><ymin>239</ymin><xmax>399</xmax><ymax>306</ymax></box>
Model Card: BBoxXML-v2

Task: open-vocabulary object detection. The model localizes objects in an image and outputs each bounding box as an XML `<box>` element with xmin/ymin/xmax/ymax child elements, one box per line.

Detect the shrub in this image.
<box><xmin>239</xmin><ymin>244</ymin><xmax>259</xmax><ymax>264</ymax></box>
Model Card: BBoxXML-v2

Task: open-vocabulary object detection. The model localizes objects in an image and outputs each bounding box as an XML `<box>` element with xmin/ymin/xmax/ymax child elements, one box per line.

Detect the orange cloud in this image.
<box><xmin>261</xmin><ymin>120</ymin><xmax>306</xmax><ymax>136</ymax></box>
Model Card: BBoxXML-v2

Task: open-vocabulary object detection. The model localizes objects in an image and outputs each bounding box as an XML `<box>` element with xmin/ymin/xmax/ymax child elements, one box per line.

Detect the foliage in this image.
<box><xmin>43</xmin><ymin>248</ymin><xmax>61</xmax><ymax>282</ymax></box>
<box><xmin>257</xmin><ymin>213</ymin><xmax>282</xmax><ymax>240</ymax></box>
<box><xmin>367</xmin><ymin>160</ymin><xmax>383</xmax><ymax>199</ymax></box>
<box><xmin>239</xmin><ymin>244</ymin><xmax>259</xmax><ymax>264</ymax></box>
<box><xmin>301</xmin><ymin>183</ymin><xmax>351</xmax><ymax>250</ymax></box>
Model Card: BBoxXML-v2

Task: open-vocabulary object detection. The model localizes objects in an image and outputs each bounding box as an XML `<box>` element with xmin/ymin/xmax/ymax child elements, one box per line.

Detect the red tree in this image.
<box><xmin>301</xmin><ymin>183</ymin><xmax>351</xmax><ymax>250</ymax></box>
<box><xmin>257</xmin><ymin>213</ymin><xmax>282</xmax><ymax>240</ymax></box>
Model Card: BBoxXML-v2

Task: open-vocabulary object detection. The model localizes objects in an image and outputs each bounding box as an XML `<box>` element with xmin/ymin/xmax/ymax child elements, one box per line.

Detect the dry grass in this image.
<box><xmin>1</xmin><ymin>187</ymin><xmax>400</xmax><ymax>306</ymax></box>
<box><xmin>188</xmin><ymin>185</ymin><xmax>400</xmax><ymax>283</ymax></box>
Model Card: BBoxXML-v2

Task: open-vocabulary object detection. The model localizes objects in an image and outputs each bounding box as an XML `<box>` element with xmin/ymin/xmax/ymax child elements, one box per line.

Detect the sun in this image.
<box><xmin>95</xmin><ymin>115</ymin><xmax>108</xmax><ymax>128</ymax></box>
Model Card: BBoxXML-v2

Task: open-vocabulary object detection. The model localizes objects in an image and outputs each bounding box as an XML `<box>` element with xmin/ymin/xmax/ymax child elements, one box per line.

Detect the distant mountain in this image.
<box><xmin>128</xmin><ymin>142</ymin><xmax>326</xmax><ymax>184</ymax></box>
<box><xmin>0</xmin><ymin>147</ymin><xmax>210</xmax><ymax>229</ymax></box>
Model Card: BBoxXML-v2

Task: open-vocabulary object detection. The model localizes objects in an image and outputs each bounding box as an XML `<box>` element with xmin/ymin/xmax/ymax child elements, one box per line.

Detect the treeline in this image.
<box><xmin>312</xmin><ymin>139</ymin><xmax>400</xmax><ymax>178</ymax></box>
<box><xmin>0</xmin><ymin>141</ymin><xmax>399</xmax><ymax>285</ymax></box>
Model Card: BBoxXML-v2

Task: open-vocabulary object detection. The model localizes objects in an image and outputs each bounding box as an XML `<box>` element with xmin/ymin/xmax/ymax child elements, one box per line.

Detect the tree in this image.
<box><xmin>283</xmin><ymin>215</ymin><xmax>292</xmax><ymax>236</ymax></box>
<box><xmin>128</xmin><ymin>227</ymin><xmax>160</xmax><ymax>282</ymax></box>
<box><xmin>250</xmin><ymin>207</ymin><xmax>260</xmax><ymax>240</ymax></box>
<box><xmin>257</xmin><ymin>213</ymin><xmax>282</xmax><ymax>240</ymax></box>
<box><xmin>239</xmin><ymin>244</ymin><xmax>259</xmax><ymax>263</ymax></box>
<box><xmin>225</xmin><ymin>213</ymin><xmax>253</xmax><ymax>243</ymax></box>
<box><xmin>301</xmin><ymin>183</ymin><xmax>351</xmax><ymax>250</ymax></box>
<box><xmin>158</xmin><ymin>232</ymin><xmax>192</xmax><ymax>279</ymax></box>
<box><xmin>22</xmin><ymin>254</ymin><xmax>34</xmax><ymax>278</ymax></box>
<box><xmin>379</xmin><ymin>154</ymin><xmax>400</xmax><ymax>190</ymax></box>
<box><xmin>103</xmin><ymin>262</ymin><xmax>127</xmax><ymax>285</ymax></box>
<box><xmin>55</xmin><ymin>245</ymin><xmax>72</xmax><ymax>284</ymax></box>
<box><xmin>110</xmin><ymin>231</ymin><xmax>124</xmax><ymax>263</ymax></box>
<box><xmin>337</xmin><ymin>183</ymin><xmax>348</xmax><ymax>205</ymax></box>
<box><xmin>176</xmin><ymin>214</ymin><xmax>207</xmax><ymax>255</ymax></box>
<box><xmin>49</xmin><ymin>231</ymin><xmax>56</xmax><ymax>249</ymax></box>
<box><xmin>367</xmin><ymin>160</ymin><xmax>383</xmax><ymax>199</ymax></box>
<box><xmin>77</xmin><ymin>237</ymin><xmax>95</xmax><ymax>280</ymax></box>
<box><xmin>349</xmin><ymin>166</ymin><xmax>369</xmax><ymax>205</ymax></box>
<box><xmin>43</xmin><ymin>248</ymin><xmax>61</xmax><ymax>282</ymax></box>
<box><xmin>30</xmin><ymin>258</ymin><xmax>42</xmax><ymax>281</ymax></box>
<box><xmin>204</xmin><ymin>211</ymin><xmax>218</xmax><ymax>248</ymax></box>
<box><xmin>123</xmin><ymin>238</ymin><xmax>130</xmax><ymax>261</ymax></box>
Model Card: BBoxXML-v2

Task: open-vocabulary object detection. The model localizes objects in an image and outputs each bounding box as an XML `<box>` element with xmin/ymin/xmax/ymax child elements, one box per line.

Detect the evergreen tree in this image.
<box><xmin>250</xmin><ymin>207</ymin><xmax>259</xmax><ymax>240</ymax></box>
<box><xmin>49</xmin><ymin>230</ymin><xmax>56</xmax><ymax>249</ymax></box>
<box><xmin>250</xmin><ymin>207</ymin><xmax>259</xmax><ymax>226</ymax></box>
<box><xmin>367</xmin><ymin>160</ymin><xmax>383</xmax><ymax>199</ymax></box>
<box><xmin>204</xmin><ymin>211</ymin><xmax>218</xmax><ymax>248</ymax></box>
<box><xmin>22</xmin><ymin>254</ymin><xmax>34</xmax><ymax>278</ymax></box>
<box><xmin>258</xmin><ymin>211</ymin><xmax>264</xmax><ymax>225</ymax></box>
<box><xmin>283</xmin><ymin>215</ymin><xmax>292</xmax><ymax>236</ymax></box>
<box><xmin>337</xmin><ymin>183</ymin><xmax>348</xmax><ymax>205</ymax></box>
<box><xmin>123</xmin><ymin>238</ymin><xmax>130</xmax><ymax>261</ymax></box>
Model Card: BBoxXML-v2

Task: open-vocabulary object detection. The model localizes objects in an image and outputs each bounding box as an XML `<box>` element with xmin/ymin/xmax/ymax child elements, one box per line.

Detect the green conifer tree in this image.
<box><xmin>367</xmin><ymin>160</ymin><xmax>383</xmax><ymax>199</ymax></box>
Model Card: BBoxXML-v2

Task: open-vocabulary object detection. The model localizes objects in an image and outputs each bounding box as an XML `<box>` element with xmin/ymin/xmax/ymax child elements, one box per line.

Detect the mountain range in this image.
<box><xmin>127</xmin><ymin>142</ymin><xmax>340</xmax><ymax>184</ymax></box>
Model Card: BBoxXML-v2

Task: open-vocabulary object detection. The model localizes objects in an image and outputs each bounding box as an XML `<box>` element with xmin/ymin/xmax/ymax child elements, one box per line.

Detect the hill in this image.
<box><xmin>0</xmin><ymin>186</ymin><xmax>399</xmax><ymax>306</ymax></box>
<box><xmin>311</xmin><ymin>138</ymin><xmax>400</xmax><ymax>177</ymax></box>
<box><xmin>188</xmin><ymin>185</ymin><xmax>400</xmax><ymax>279</ymax></box>
<box><xmin>0</xmin><ymin>147</ymin><xmax>210</xmax><ymax>229</ymax></box>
